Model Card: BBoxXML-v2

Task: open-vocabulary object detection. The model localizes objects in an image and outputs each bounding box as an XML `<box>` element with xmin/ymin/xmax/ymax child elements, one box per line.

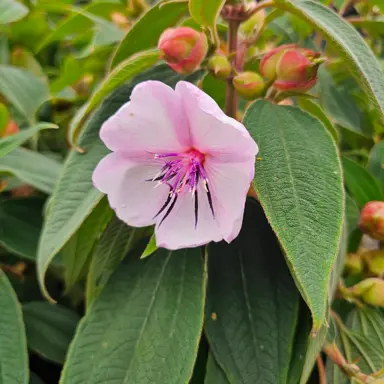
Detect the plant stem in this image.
<box><xmin>225</xmin><ymin>19</ymin><xmax>240</xmax><ymax>118</ymax></box>
<box><xmin>316</xmin><ymin>356</ymin><xmax>327</xmax><ymax>384</ymax></box>
<box><xmin>247</xmin><ymin>0</ymin><xmax>276</xmax><ymax>17</ymax></box>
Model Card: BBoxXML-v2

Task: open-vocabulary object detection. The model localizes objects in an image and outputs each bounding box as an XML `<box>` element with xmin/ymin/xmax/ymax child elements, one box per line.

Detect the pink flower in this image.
<box><xmin>93</xmin><ymin>81</ymin><xmax>258</xmax><ymax>250</ymax></box>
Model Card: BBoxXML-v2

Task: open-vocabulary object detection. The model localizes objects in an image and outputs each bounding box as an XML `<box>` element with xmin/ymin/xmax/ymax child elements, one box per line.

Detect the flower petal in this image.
<box><xmin>92</xmin><ymin>153</ymin><xmax>169</xmax><ymax>227</ymax></box>
<box><xmin>100</xmin><ymin>81</ymin><xmax>191</xmax><ymax>157</ymax></box>
<box><xmin>175</xmin><ymin>81</ymin><xmax>258</xmax><ymax>162</ymax></box>
<box><xmin>204</xmin><ymin>156</ymin><xmax>255</xmax><ymax>243</ymax></box>
<box><xmin>155</xmin><ymin>184</ymin><xmax>222</xmax><ymax>250</ymax></box>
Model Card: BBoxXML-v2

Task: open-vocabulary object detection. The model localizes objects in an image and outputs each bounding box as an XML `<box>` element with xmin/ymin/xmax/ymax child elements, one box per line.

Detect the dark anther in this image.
<box><xmin>159</xmin><ymin>193</ymin><xmax>178</xmax><ymax>227</ymax></box>
<box><xmin>205</xmin><ymin>183</ymin><xmax>215</xmax><ymax>218</ymax></box>
<box><xmin>153</xmin><ymin>190</ymin><xmax>173</xmax><ymax>219</ymax></box>
<box><xmin>194</xmin><ymin>189</ymin><xmax>198</xmax><ymax>228</ymax></box>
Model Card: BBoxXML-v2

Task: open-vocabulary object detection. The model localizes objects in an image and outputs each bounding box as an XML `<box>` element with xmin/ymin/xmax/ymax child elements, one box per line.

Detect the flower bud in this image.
<box><xmin>233</xmin><ymin>71</ymin><xmax>265</xmax><ymax>100</ymax></box>
<box><xmin>260</xmin><ymin>44</ymin><xmax>296</xmax><ymax>80</ymax></box>
<box><xmin>344</xmin><ymin>253</ymin><xmax>363</xmax><ymax>275</ymax></box>
<box><xmin>360</xmin><ymin>278</ymin><xmax>384</xmax><ymax>307</ymax></box>
<box><xmin>0</xmin><ymin>120</ymin><xmax>19</xmax><ymax>138</ymax></box>
<box><xmin>158</xmin><ymin>27</ymin><xmax>208</xmax><ymax>74</ymax></box>
<box><xmin>274</xmin><ymin>48</ymin><xmax>322</xmax><ymax>92</ymax></box>
<box><xmin>363</xmin><ymin>250</ymin><xmax>384</xmax><ymax>276</ymax></box>
<box><xmin>359</xmin><ymin>201</ymin><xmax>384</xmax><ymax>241</ymax></box>
<box><xmin>207</xmin><ymin>53</ymin><xmax>232</xmax><ymax>79</ymax></box>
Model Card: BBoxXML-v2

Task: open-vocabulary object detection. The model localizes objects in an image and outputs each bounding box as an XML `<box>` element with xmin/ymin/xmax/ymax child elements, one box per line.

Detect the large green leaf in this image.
<box><xmin>69</xmin><ymin>49</ymin><xmax>160</xmax><ymax>149</ymax></box>
<box><xmin>61</xmin><ymin>248</ymin><xmax>205</xmax><ymax>384</ymax></box>
<box><xmin>111</xmin><ymin>2</ymin><xmax>188</xmax><ymax>68</ymax></box>
<box><xmin>367</xmin><ymin>139</ymin><xmax>384</xmax><ymax>189</ymax></box>
<box><xmin>342</xmin><ymin>156</ymin><xmax>383</xmax><ymax>208</ymax></box>
<box><xmin>0</xmin><ymin>198</ymin><xmax>45</xmax><ymax>261</ymax></box>
<box><xmin>205</xmin><ymin>200</ymin><xmax>300</xmax><ymax>383</ymax></box>
<box><xmin>23</xmin><ymin>302</ymin><xmax>80</xmax><ymax>365</ymax></box>
<box><xmin>0</xmin><ymin>123</ymin><xmax>57</xmax><ymax>159</ymax></box>
<box><xmin>188</xmin><ymin>0</ymin><xmax>225</xmax><ymax>44</ymax></box>
<box><xmin>0</xmin><ymin>66</ymin><xmax>50</xmax><ymax>124</ymax></box>
<box><xmin>0</xmin><ymin>148</ymin><xmax>62</xmax><ymax>194</ymax></box>
<box><xmin>86</xmin><ymin>215</ymin><xmax>150</xmax><ymax>306</ymax></box>
<box><xmin>0</xmin><ymin>0</ymin><xmax>29</xmax><ymax>24</ymax></box>
<box><xmin>37</xmin><ymin>65</ymin><xmax>200</xmax><ymax>300</ymax></box>
<box><xmin>243</xmin><ymin>100</ymin><xmax>344</xmax><ymax>329</ymax></box>
<box><xmin>276</xmin><ymin>0</ymin><xmax>384</xmax><ymax>122</ymax></box>
<box><xmin>205</xmin><ymin>353</ymin><xmax>230</xmax><ymax>384</ymax></box>
<box><xmin>62</xmin><ymin>198</ymin><xmax>112</xmax><ymax>293</ymax></box>
<box><xmin>0</xmin><ymin>270</ymin><xmax>28</xmax><ymax>384</ymax></box>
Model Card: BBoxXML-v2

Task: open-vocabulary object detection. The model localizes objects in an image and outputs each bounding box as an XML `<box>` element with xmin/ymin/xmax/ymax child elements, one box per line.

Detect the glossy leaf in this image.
<box><xmin>86</xmin><ymin>215</ymin><xmax>150</xmax><ymax>306</ymax></box>
<box><xmin>111</xmin><ymin>2</ymin><xmax>188</xmax><ymax>68</ymax></box>
<box><xmin>367</xmin><ymin>139</ymin><xmax>384</xmax><ymax>189</ymax></box>
<box><xmin>277</xmin><ymin>0</ymin><xmax>384</xmax><ymax>122</ymax></box>
<box><xmin>205</xmin><ymin>200</ymin><xmax>300</xmax><ymax>383</ymax></box>
<box><xmin>61</xmin><ymin>248</ymin><xmax>206</xmax><ymax>384</ymax></box>
<box><xmin>69</xmin><ymin>49</ymin><xmax>160</xmax><ymax>149</ymax></box>
<box><xmin>342</xmin><ymin>156</ymin><xmax>383</xmax><ymax>208</ymax></box>
<box><xmin>0</xmin><ymin>270</ymin><xmax>28</xmax><ymax>384</ymax></box>
<box><xmin>0</xmin><ymin>198</ymin><xmax>45</xmax><ymax>261</ymax></box>
<box><xmin>0</xmin><ymin>148</ymin><xmax>62</xmax><ymax>194</ymax></box>
<box><xmin>141</xmin><ymin>233</ymin><xmax>157</xmax><ymax>259</ymax></box>
<box><xmin>205</xmin><ymin>353</ymin><xmax>230</xmax><ymax>384</ymax></box>
<box><xmin>37</xmin><ymin>65</ymin><xmax>199</xmax><ymax>300</ymax></box>
<box><xmin>0</xmin><ymin>66</ymin><xmax>50</xmax><ymax>124</ymax></box>
<box><xmin>0</xmin><ymin>123</ymin><xmax>57</xmax><ymax>159</ymax></box>
<box><xmin>243</xmin><ymin>100</ymin><xmax>344</xmax><ymax>329</ymax></box>
<box><xmin>188</xmin><ymin>0</ymin><xmax>225</xmax><ymax>44</ymax></box>
<box><xmin>0</xmin><ymin>0</ymin><xmax>29</xmax><ymax>24</ymax></box>
<box><xmin>62</xmin><ymin>198</ymin><xmax>112</xmax><ymax>292</ymax></box>
<box><xmin>23</xmin><ymin>302</ymin><xmax>80</xmax><ymax>364</ymax></box>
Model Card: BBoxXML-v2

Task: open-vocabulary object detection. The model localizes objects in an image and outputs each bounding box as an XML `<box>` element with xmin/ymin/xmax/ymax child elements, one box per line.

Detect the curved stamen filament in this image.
<box><xmin>149</xmin><ymin>150</ymin><xmax>214</xmax><ymax>227</ymax></box>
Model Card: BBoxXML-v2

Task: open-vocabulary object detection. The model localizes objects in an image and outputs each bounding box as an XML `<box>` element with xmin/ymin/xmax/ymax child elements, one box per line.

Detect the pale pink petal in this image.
<box><xmin>100</xmin><ymin>81</ymin><xmax>191</xmax><ymax>157</ymax></box>
<box><xmin>175</xmin><ymin>81</ymin><xmax>258</xmax><ymax>162</ymax></box>
<box><xmin>204</xmin><ymin>156</ymin><xmax>255</xmax><ymax>242</ymax></box>
<box><xmin>155</xmin><ymin>184</ymin><xmax>222</xmax><ymax>250</ymax></box>
<box><xmin>92</xmin><ymin>153</ymin><xmax>169</xmax><ymax>227</ymax></box>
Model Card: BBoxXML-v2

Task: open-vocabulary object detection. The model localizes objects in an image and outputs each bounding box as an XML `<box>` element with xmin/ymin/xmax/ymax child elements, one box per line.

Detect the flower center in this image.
<box><xmin>149</xmin><ymin>149</ymin><xmax>214</xmax><ymax>227</ymax></box>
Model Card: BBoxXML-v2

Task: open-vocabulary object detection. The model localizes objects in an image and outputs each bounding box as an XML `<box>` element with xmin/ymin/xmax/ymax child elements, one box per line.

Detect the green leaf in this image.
<box><xmin>201</xmin><ymin>73</ymin><xmax>225</xmax><ymax>110</ymax></box>
<box><xmin>205</xmin><ymin>200</ymin><xmax>300</xmax><ymax>383</ymax></box>
<box><xmin>349</xmin><ymin>18</ymin><xmax>384</xmax><ymax>36</ymax></box>
<box><xmin>0</xmin><ymin>198</ymin><xmax>45</xmax><ymax>261</ymax></box>
<box><xmin>0</xmin><ymin>0</ymin><xmax>29</xmax><ymax>24</ymax></box>
<box><xmin>0</xmin><ymin>270</ymin><xmax>28</xmax><ymax>384</ymax></box>
<box><xmin>37</xmin><ymin>2</ymin><xmax>124</xmax><ymax>51</ymax></box>
<box><xmin>367</xmin><ymin>139</ymin><xmax>384</xmax><ymax>189</ymax></box>
<box><xmin>69</xmin><ymin>49</ymin><xmax>160</xmax><ymax>149</ymax></box>
<box><xmin>23</xmin><ymin>302</ymin><xmax>80</xmax><ymax>365</ymax></box>
<box><xmin>140</xmin><ymin>233</ymin><xmax>157</xmax><ymax>259</ymax></box>
<box><xmin>61</xmin><ymin>248</ymin><xmax>206</xmax><ymax>384</ymax></box>
<box><xmin>0</xmin><ymin>123</ymin><xmax>57</xmax><ymax>159</ymax></box>
<box><xmin>243</xmin><ymin>100</ymin><xmax>344</xmax><ymax>330</ymax></box>
<box><xmin>0</xmin><ymin>102</ymin><xmax>9</xmax><ymax>135</ymax></box>
<box><xmin>205</xmin><ymin>353</ymin><xmax>230</xmax><ymax>384</ymax></box>
<box><xmin>342</xmin><ymin>156</ymin><xmax>383</xmax><ymax>208</ymax></box>
<box><xmin>298</xmin><ymin>98</ymin><xmax>338</xmax><ymax>142</ymax></box>
<box><xmin>346</xmin><ymin>194</ymin><xmax>360</xmax><ymax>233</ymax></box>
<box><xmin>29</xmin><ymin>373</ymin><xmax>44</xmax><ymax>384</ymax></box>
<box><xmin>0</xmin><ymin>148</ymin><xmax>62</xmax><ymax>194</ymax></box>
<box><xmin>317</xmin><ymin>67</ymin><xmax>365</xmax><ymax>136</ymax></box>
<box><xmin>111</xmin><ymin>2</ymin><xmax>188</xmax><ymax>69</ymax></box>
<box><xmin>86</xmin><ymin>215</ymin><xmax>150</xmax><ymax>306</ymax></box>
<box><xmin>188</xmin><ymin>0</ymin><xmax>225</xmax><ymax>44</ymax></box>
<box><xmin>62</xmin><ymin>198</ymin><xmax>112</xmax><ymax>293</ymax></box>
<box><xmin>37</xmin><ymin>65</ymin><xmax>199</xmax><ymax>300</ymax></box>
<box><xmin>276</xmin><ymin>0</ymin><xmax>384</xmax><ymax>122</ymax></box>
<box><xmin>0</xmin><ymin>66</ymin><xmax>50</xmax><ymax>124</ymax></box>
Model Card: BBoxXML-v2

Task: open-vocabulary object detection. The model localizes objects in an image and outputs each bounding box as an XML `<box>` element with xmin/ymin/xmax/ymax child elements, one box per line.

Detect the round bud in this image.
<box><xmin>233</xmin><ymin>71</ymin><xmax>265</xmax><ymax>100</ymax></box>
<box><xmin>359</xmin><ymin>201</ymin><xmax>384</xmax><ymax>241</ymax></box>
<box><xmin>207</xmin><ymin>53</ymin><xmax>232</xmax><ymax>79</ymax></box>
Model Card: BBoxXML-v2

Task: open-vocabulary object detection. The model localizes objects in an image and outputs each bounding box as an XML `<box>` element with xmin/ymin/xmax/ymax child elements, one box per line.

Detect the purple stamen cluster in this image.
<box><xmin>150</xmin><ymin>150</ymin><xmax>215</xmax><ymax>227</ymax></box>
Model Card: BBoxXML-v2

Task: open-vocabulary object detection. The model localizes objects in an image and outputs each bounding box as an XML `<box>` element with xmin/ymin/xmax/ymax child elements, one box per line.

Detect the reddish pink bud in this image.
<box><xmin>259</xmin><ymin>44</ymin><xmax>296</xmax><ymax>80</ymax></box>
<box><xmin>0</xmin><ymin>120</ymin><xmax>19</xmax><ymax>138</ymax></box>
<box><xmin>158</xmin><ymin>27</ymin><xmax>208</xmax><ymax>74</ymax></box>
<box><xmin>233</xmin><ymin>71</ymin><xmax>265</xmax><ymax>100</ymax></box>
<box><xmin>359</xmin><ymin>201</ymin><xmax>384</xmax><ymax>241</ymax></box>
<box><xmin>274</xmin><ymin>48</ymin><xmax>321</xmax><ymax>92</ymax></box>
